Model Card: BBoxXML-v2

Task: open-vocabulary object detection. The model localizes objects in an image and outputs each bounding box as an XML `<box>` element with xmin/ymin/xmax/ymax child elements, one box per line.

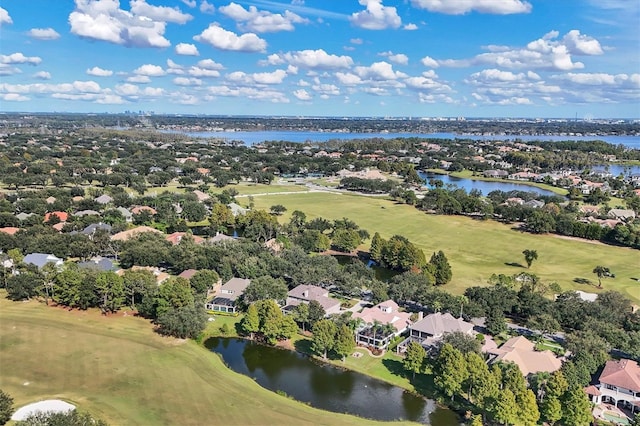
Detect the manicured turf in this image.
<box><xmin>251</xmin><ymin>192</ymin><xmax>640</xmax><ymax>303</ymax></box>
<box><xmin>0</xmin><ymin>295</ymin><xmax>412</xmax><ymax>426</ymax></box>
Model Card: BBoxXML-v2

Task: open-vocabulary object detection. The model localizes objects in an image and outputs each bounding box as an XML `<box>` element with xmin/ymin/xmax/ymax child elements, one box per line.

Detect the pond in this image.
<box><xmin>205</xmin><ymin>337</ymin><xmax>460</xmax><ymax>425</ymax></box>
<box><xmin>419</xmin><ymin>172</ymin><xmax>560</xmax><ymax>198</ymax></box>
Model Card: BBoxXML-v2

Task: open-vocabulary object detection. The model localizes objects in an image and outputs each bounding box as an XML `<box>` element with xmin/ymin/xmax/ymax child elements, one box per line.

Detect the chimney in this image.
<box><xmin>418</xmin><ymin>311</ymin><xmax>424</xmax><ymax>321</ymax></box>
<box><xmin>302</xmin><ymin>290</ymin><xmax>308</xmax><ymax>298</ymax></box>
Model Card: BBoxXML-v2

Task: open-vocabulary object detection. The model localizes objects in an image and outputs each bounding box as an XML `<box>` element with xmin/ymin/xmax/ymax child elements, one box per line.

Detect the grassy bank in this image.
<box><xmin>0</xmin><ymin>295</ymin><xmax>412</xmax><ymax>426</ymax></box>
<box><xmin>251</xmin><ymin>192</ymin><xmax>640</xmax><ymax>303</ymax></box>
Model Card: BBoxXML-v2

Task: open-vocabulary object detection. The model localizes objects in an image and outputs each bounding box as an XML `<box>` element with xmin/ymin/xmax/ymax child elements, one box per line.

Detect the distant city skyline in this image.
<box><xmin>1</xmin><ymin>0</ymin><xmax>639</xmax><ymax>118</ymax></box>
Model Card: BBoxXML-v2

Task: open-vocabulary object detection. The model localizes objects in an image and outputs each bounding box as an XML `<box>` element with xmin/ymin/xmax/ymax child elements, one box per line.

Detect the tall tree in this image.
<box><xmin>491</xmin><ymin>389</ymin><xmax>519</xmax><ymax>425</ymax></box>
<box><xmin>94</xmin><ymin>271</ymin><xmax>125</xmax><ymax>313</ymax></box>
<box><xmin>522</xmin><ymin>249</ymin><xmax>538</xmax><ymax>269</ymax></box>
<box><xmin>433</xmin><ymin>343</ymin><xmax>468</xmax><ymax>401</ymax></box>
<box><xmin>311</xmin><ymin>319</ymin><xmax>337</xmax><ymax>360</ymax></box>
<box><xmin>0</xmin><ymin>389</ymin><xmax>13</xmax><ymax>425</ymax></box>
<box><xmin>428</xmin><ymin>250</ymin><xmax>452</xmax><ymax>285</ymax></box>
<box><xmin>240</xmin><ymin>303</ymin><xmax>260</xmax><ymax>340</ymax></box>
<box><xmin>464</xmin><ymin>351</ymin><xmax>497</xmax><ymax>406</ymax></box>
<box><xmin>293</xmin><ymin>302</ymin><xmax>310</xmax><ymax>332</ymax></box>
<box><xmin>592</xmin><ymin>265</ymin><xmax>611</xmax><ymax>288</ymax></box>
<box><xmin>334</xmin><ymin>324</ymin><xmax>355</xmax><ymax>362</ymax></box>
<box><xmin>560</xmin><ymin>387</ymin><xmax>593</xmax><ymax>426</ymax></box>
<box><xmin>403</xmin><ymin>341</ymin><xmax>426</xmax><ymax>379</ymax></box>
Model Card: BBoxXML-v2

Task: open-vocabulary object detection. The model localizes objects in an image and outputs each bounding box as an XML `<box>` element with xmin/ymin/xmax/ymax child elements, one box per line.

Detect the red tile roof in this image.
<box><xmin>599</xmin><ymin>359</ymin><xmax>640</xmax><ymax>392</ymax></box>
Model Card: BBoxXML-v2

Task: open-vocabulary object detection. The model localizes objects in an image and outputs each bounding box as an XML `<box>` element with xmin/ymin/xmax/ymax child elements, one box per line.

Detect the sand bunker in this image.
<box><xmin>11</xmin><ymin>400</ymin><xmax>76</xmax><ymax>421</ymax></box>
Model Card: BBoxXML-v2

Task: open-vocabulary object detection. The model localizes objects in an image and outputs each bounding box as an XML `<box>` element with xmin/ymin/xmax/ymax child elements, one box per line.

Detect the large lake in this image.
<box><xmin>177</xmin><ymin>130</ymin><xmax>640</xmax><ymax>149</ymax></box>
<box><xmin>419</xmin><ymin>172</ymin><xmax>560</xmax><ymax>197</ymax></box>
<box><xmin>205</xmin><ymin>337</ymin><xmax>459</xmax><ymax>425</ymax></box>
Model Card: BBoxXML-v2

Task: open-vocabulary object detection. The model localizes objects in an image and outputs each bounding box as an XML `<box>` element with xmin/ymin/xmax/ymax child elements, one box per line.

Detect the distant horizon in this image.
<box><xmin>1</xmin><ymin>111</ymin><xmax>638</xmax><ymax>122</ymax></box>
<box><xmin>1</xmin><ymin>1</ymin><xmax>638</xmax><ymax>118</ymax></box>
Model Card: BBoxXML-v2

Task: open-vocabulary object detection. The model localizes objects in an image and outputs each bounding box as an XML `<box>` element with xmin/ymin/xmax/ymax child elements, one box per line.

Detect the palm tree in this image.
<box><xmin>522</xmin><ymin>249</ymin><xmax>538</xmax><ymax>269</ymax></box>
<box><xmin>592</xmin><ymin>266</ymin><xmax>610</xmax><ymax>288</ymax></box>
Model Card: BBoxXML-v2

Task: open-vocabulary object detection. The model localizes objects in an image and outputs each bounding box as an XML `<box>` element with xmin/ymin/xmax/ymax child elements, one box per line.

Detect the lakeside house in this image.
<box><xmin>486</xmin><ymin>335</ymin><xmax>562</xmax><ymax>377</ymax></box>
<box><xmin>353</xmin><ymin>300</ymin><xmax>412</xmax><ymax>349</ymax></box>
<box><xmin>587</xmin><ymin>358</ymin><xmax>640</xmax><ymax>417</ymax></box>
<box><xmin>206</xmin><ymin>277</ymin><xmax>251</xmax><ymax>314</ymax></box>
<box><xmin>284</xmin><ymin>284</ymin><xmax>341</xmax><ymax>316</ymax></box>
<box><xmin>398</xmin><ymin>312</ymin><xmax>474</xmax><ymax>353</ymax></box>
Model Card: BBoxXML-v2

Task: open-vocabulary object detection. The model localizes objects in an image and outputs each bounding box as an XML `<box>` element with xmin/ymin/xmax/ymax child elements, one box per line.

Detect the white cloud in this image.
<box><xmin>2</xmin><ymin>93</ymin><xmax>30</xmax><ymax>101</ymax></box>
<box><xmin>350</xmin><ymin>0</ymin><xmax>401</xmax><ymax>30</ymax></box>
<box><xmin>200</xmin><ymin>0</ymin><xmax>215</xmax><ymax>14</ymax></box>
<box><xmin>127</xmin><ymin>75</ymin><xmax>151</xmax><ymax>83</ymax></box>
<box><xmin>188</xmin><ymin>67</ymin><xmax>221</xmax><ymax>78</ymax></box>
<box><xmin>293</xmin><ymin>89</ymin><xmax>312</xmax><ymax>101</ymax></box>
<box><xmin>0</xmin><ymin>64</ymin><xmax>21</xmax><ymax>76</ymax></box>
<box><xmin>353</xmin><ymin>61</ymin><xmax>407</xmax><ymax>80</ymax></box>
<box><xmin>130</xmin><ymin>0</ymin><xmax>193</xmax><ymax>24</ymax></box>
<box><xmin>208</xmin><ymin>85</ymin><xmax>289</xmax><ymax>103</ymax></box>
<box><xmin>1</xmin><ymin>52</ymin><xmax>42</xmax><ymax>65</ymax></box>
<box><xmin>562</xmin><ymin>30</ymin><xmax>603</xmax><ymax>55</ymax></box>
<box><xmin>421</xmin><ymin>56</ymin><xmax>439</xmax><ymax>68</ymax></box>
<box><xmin>411</xmin><ymin>0</ymin><xmax>532</xmax><ymax>15</ymax></box>
<box><xmin>264</xmin><ymin>49</ymin><xmax>353</xmax><ymax>70</ymax></box>
<box><xmin>181</xmin><ymin>0</ymin><xmax>196</xmax><ymax>7</ymax></box>
<box><xmin>173</xmin><ymin>77</ymin><xmax>202</xmax><ymax>86</ymax></box>
<box><xmin>219</xmin><ymin>3</ymin><xmax>309</xmax><ymax>33</ymax></box>
<box><xmin>0</xmin><ymin>7</ymin><xmax>12</xmax><ymax>26</ymax></box>
<box><xmin>335</xmin><ymin>72</ymin><xmax>363</xmax><ymax>85</ymax></box>
<box><xmin>194</xmin><ymin>24</ymin><xmax>267</xmax><ymax>52</ymax></box>
<box><xmin>27</xmin><ymin>28</ymin><xmax>61</xmax><ymax>40</ymax></box>
<box><xmin>197</xmin><ymin>59</ymin><xmax>225</xmax><ymax>70</ymax></box>
<box><xmin>226</xmin><ymin>69</ymin><xmax>288</xmax><ymax>85</ymax></box>
<box><xmin>403</xmin><ymin>23</ymin><xmax>418</xmax><ymax>30</ymax></box>
<box><xmin>351</xmin><ymin>38</ymin><xmax>363</xmax><ymax>45</ymax></box>
<box><xmin>87</xmin><ymin>66</ymin><xmax>114</xmax><ymax>76</ymax></box>
<box><xmin>133</xmin><ymin>64</ymin><xmax>165</xmax><ymax>76</ymax></box>
<box><xmin>379</xmin><ymin>51</ymin><xmax>408</xmax><ymax>65</ymax></box>
<box><xmin>69</xmin><ymin>0</ymin><xmax>172</xmax><ymax>48</ymax></box>
<box><xmin>33</xmin><ymin>71</ymin><xmax>52</xmax><ymax>80</ymax></box>
<box><xmin>175</xmin><ymin>43</ymin><xmax>199</xmax><ymax>56</ymax></box>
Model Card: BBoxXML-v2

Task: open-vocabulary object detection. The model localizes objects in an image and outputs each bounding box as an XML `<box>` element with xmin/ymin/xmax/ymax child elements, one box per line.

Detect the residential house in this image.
<box><xmin>353</xmin><ymin>300</ymin><xmax>413</xmax><ymax>349</ymax></box>
<box><xmin>78</xmin><ymin>257</ymin><xmax>117</xmax><ymax>272</ymax></box>
<box><xmin>94</xmin><ymin>194</ymin><xmax>113</xmax><ymax>205</ymax></box>
<box><xmin>81</xmin><ymin>223</ymin><xmax>112</xmax><ymax>238</ymax></box>
<box><xmin>0</xmin><ymin>227</ymin><xmax>20</xmax><ymax>236</ymax></box>
<box><xmin>111</xmin><ymin>226</ymin><xmax>162</xmax><ymax>242</ymax></box>
<box><xmin>45</xmin><ymin>196</ymin><xmax>56</xmax><ymax>204</ymax></box>
<box><xmin>228</xmin><ymin>202</ymin><xmax>248</xmax><ymax>216</ymax></box>
<box><xmin>587</xmin><ymin>358</ymin><xmax>640</xmax><ymax>416</ymax></box>
<box><xmin>285</xmin><ymin>284</ymin><xmax>341</xmax><ymax>316</ymax></box>
<box><xmin>206</xmin><ymin>278</ymin><xmax>251</xmax><ymax>313</ymax></box>
<box><xmin>486</xmin><ymin>336</ymin><xmax>562</xmax><ymax>377</ymax></box>
<box><xmin>116</xmin><ymin>207</ymin><xmax>133</xmax><ymax>222</ymax></box>
<box><xmin>483</xmin><ymin>170</ymin><xmax>509</xmax><ymax>178</ymax></box>
<box><xmin>131</xmin><ymin>206</ymin><xmax>157</xmax><ymax>216</ymax></box>
<box><xmin>74</xmin><ymin>209</ymin><xmax>101</xmax><ymax>217</ymax></box>
<box><xmin>209</xmin><ymin>232</ymin><xmax>235</xmax><ymax>244</ymax></box>
<box><xmin>608</xmin><ymin>209</ymin><xmax>636</xmax><ymax>222</ymax></box>
<box><xmin>15</xmin><ymin>212</ymin><xmax>34</xmax><ymax>222</ymax></box>
<box><xmin>398</xmin><ymin>312</ymin><xmax>474</xmax><ymax>353</ymax></box>
<box><xmin>165</xmin><ymin>232</ymin><xmax>205</xmax><ymax>245</ymax></box>
<box><xmin>117</xmin><ymin>266</ymin><xmax>170</xmax><ymax>285</ymax></box>
<box><xmin>178</xmin><ymin>269</ymin><xmax>198</xmax><ymax>280</ymax></box>
<box><xmin>192</xmin><ymin>190</ymin><xmax>211</xmax><ymax>202</ymax></box>
<box><xmin>523</xmin><ymin>199</ymin><xmax>545</xmax><ymax>209</ymax></box>
<box><xmin>23</xmin><ymin>253</ymin><xmax>63</xmax><ymax>269</ymax></box>
<box><xmin>44</xmin><ymin>211</ymin><xmax>68</xmax><ymax>223</ymax></box>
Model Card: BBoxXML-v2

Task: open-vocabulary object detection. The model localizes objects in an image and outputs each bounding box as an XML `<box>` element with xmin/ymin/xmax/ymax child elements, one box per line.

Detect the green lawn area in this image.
<box><xmin>251</xmin><ymin>192</ymin><xmax>640</xmax><ymax>303</ymax></box>
<box><xmin>0</xmin><ymin>295</ymin><xmax>412</xmax><ymax>426</ymax></box>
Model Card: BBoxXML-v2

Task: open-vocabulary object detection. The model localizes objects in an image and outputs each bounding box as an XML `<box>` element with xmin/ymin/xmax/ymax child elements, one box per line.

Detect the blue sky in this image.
<box><xmin>1</xmin><ymin>0</ymin><xmax>638</xmax><ymax>118</ymax></box>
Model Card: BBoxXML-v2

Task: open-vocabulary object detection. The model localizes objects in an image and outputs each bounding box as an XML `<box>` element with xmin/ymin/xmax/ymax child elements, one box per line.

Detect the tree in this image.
<box><xmin>428</xmin><ymin>251</ymin><xmax>452</xmax><ymax>285</ymax></box>
<box><xmin>592</xmin><ymin>265</ymin><xmax>611</xmax><ymax>288</ymax></box>
<box><xmin>522</xmin><ymin>249</ymin><xmax>538</xmax><ymax>269</ymax></box>
<box><xmin>331</xmin><ymin>228</ymin><xmax>361</xmax><ymax>253</ymax></box>
<box><xmin>491</xmin><ymin>389</ymin><xmax>519</xmax><ymax>425</ymax></box>
<box><xmin>561</xmin><ymin>386</ymin><xmax>593</xmax><ymax>426</ymax></box>
<box><xmin>630</xmin><ymin>412</ymin><xmax>640</xmax><ymax>426</ymax></box>
<box><xmin>189</xmin><ymin>269</ymin><xmax>219</xmax><ymax>295</ymax></box>
<box><xmin>242</xmin><ymin>276</ymin><xmax>288</xmax><ymax>304</ymax></box>
<box><xmin>94</xmin><ymin>271</ymin><xmax>125</xmax><ymax>313</ymax></box>
<box><xmin>464</xmin><ymin>351</ymin><xmax>498</xmax><ymax>406</ymax></box>
<box><xmin>369</xmin><ymin>232</ymin><xmax>384</xmax><ymax>263</ymax></box>
<box><xmin>541</xmin><ymin>396</ymin><xmax>563</xmax><ymax>425</ymax></box>
<box><xmin>293</xmin><ymin>302</ymin><xmax>310</xmax><ymax>332</ymax></box>
<box><xmin>16</xmin><ymin>409</ymin><xmax>107</xmax><ymax>426</ymax></box>
<box><xmin>312</xmin><ymin>319</ymin><xmax>337</xmax><ymax>360</ymax></box>
<box><xmin>403</xmin><ymin>341</ymin><xmax>426</xmax><ymax>379</ymax></box>
<box><xmin>240</xmin><ymin>303</ymin><xmax>260</xmax><ymax>340</ymax></box>
<box><xmin>269</xmin><ymin>204</ymin><xmax>287</xmax><ymax>216</ymax></box>
<box><xmin>485</xmin><ymin>309</ymin><xmax>507</xmax><ymax>336</ymax></box>
<box><xmin>334</xmin><ymin>324</ymin><xmax>355</xmax><ymax>362</ymax></box>
<box><xmin>307</xmin><ymin>300</ymin><xmax>326</xmax><ymax>326</ymax></box>
<box><xmin>433</xmin><ymin>343</ymin><xmax>468</xmax><ymax>401</ymax></box>
<box><xmin>440</xmin><ymin>331</ymin><xmax>481</xmax><ymax>354</ymax></box>
<box><xmin>0</xmin><ymin>389</ymin><xmax>13</xmax><ymax>425</ymax></box>
<box><xmin>156</xmin><ymin>305</ymin><xmax>207</xmax><ymax>339</ymax></box>
<box><xmin>516</xmin><ymin>388</ymin><xmax>540</xmax><ymax>426</ymax></box>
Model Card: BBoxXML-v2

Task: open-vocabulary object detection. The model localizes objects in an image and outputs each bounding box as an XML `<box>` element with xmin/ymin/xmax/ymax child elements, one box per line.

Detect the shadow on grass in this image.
<box><xmin>573</xmin><ymin>277</ymin><xmax>594</xmax><ymax>286</ymax></box>
<box><xmin>504</xmin><ymin>262</ymin><xmax>524</xmax><ymax>268</ymax></box>
<box><xmin>381</xmin><ymin>359</ymin><xmax>438</xmax><ymax>399</ymax></box>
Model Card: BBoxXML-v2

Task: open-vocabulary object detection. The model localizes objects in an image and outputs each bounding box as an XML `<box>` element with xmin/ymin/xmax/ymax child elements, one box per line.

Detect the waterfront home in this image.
<box><xmin>398</xmin><ymin>312</ymin><xmax>474</xmax><ymax>353</ymax></box>
<box><xmin>486</xmin><ymin>336</ymin><xmax>562</xmax><ymax>377</ymax></box>
<box><xmin>206</xmin><ymin>277</ymin><xmax>251</xmax><ymax>314</ymax></box>
<box><xmin>587</xmin><ymin>358</ymin><xmax>640</xmax><ymax>417</ymax></box>
<box><xmin>285</xmin><ymin>285</ymin><xmax>341</xmax><ymax>316</ymax></box>
<box><xmin>353</xmin><ymin>300</ymin><xmax>412</xmax><ymax>349</ymax></box>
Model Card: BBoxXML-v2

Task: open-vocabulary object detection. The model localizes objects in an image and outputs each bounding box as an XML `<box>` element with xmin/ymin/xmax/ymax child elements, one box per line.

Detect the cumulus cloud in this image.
<box><xmin>263</xmin><ymin>49</ymin><xmax>353</xmax><ymax>70</ymax></box>
<box><xmin>33</xmin><ymin>71</ymin><xmax>52</xmax><ymax>80</ymax></box>
<box><xmin>133</xmin><ymin>64</ymin><xmax>165</xmax><ymax>76</ymax></box>
<box><xmin>432</xmin><ymin>30</ymin><xmax>602</xmax><ymax>71</ymax></box>
<box><xmin>87</xmin><ymin>66</ymin><xmax>113</xmax><ymax>76</ymax></box>
<box><xmin>27</xmin><ymin>28</ymin><xmax>61</xmax><ymax>40</ymax></box>
<box><xmin>0</xmin><ymin>64</ymin><xmax>21</xmax><ymax>76</ymax></box>
<box><xmin>219</xmin><ymin>3</ymin><xmax>309</xmax><ymax>33</ymax></box>
<box><xmin>226</xmin><ymin>69</ymin><xmax>288</xmax><ymax>85</ymax></box>
<box><xmin>0</xmin><ymin>7</ymin><xmax>12</xmax><ymax>26</ymax></box>
<box><xmin>181</xmin><ymin>0</ymin><xmax>196</xmax><ymax>7</ymax></box>
<box><xmin>379</xmin><ymin>51</ymin><xmax>408</xmax><ymax>65</ymax></box>
<box><xmin>350</xmin><ymin>0</ymin><xmax>401</xmax><ymax>30</ymax></box>
<box><xmin>175</xmin><ymin>43</ymin><xmax>199</xmax><ymax>56</ymax></box>
<box><xmin>69</xmin><ymin>0</ymin><xmax>182</xmax><ymax>48</ymax></box>
<box><xmin>421</xmin><ymin>56</ymin><xmax>439</xmax><ymax>68</ymax></box>
<box><xmin>1</xmin><ymin>52</ymin><xmax>42</xmax><ymax>65</ymax></box>
<box><xmin>194</xmin><ymin>24</ymin><xmax>267</xmax><ymax>52</ymax></box>
<box><xmin>2</xmin><ymin>93</ymin><xmax>30</xmax><ymax>101</ymax></box>
<box><xmin>173</xmin><ymin>76</ymin><xmax>202</xmax><ymax>86</ymax></box>
<box><xmin>403</xmin><ymin>23</ymin><xmax>418</xmax><ymax>30</ymax></box>
<box><xmin>208</xmin><ymin>85</ymin><xmax>289</xmax><ymax>103</ymax></box>
<box><xmin>167</xmin><ymin>59</ymin><xmax>223</xmax><ymax>78</ymax></box>
<box><xmin>466</xmin><ymin>68</ymin><xmax>563</xmax><ymax>105</ymax></box>
<box><xmin>129</xmin><ymin>0</ymin><xmax>193</xmax><ymax>24</ymax></box>
<box><xmin>127</xmin><ymin>75</ymin><xmax>151</xmax><ymax>83</ymax></box>
<box><xmin>200</xmin><ymin>0</ymin><xmax>215</xmax><ymax>14</ymax></box>
<box><xmin>411</xmin><ymin>0</ymin><xmax>532</xmax><ymax>15</ymax></box>
<box><xmin>293</xmin><ymin>89</ymin><xmax>312</xmax><ymax>101</ymax></box>
<box><xmin>353</xmin><ymin>61</ymin><xmax>407</xmax><ymax>80</ymax></box>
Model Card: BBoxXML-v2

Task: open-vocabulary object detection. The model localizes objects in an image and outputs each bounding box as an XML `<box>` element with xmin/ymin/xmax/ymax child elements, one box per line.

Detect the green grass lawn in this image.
<box><xmin>251</xmin><ymin>192</ymin><xmax>640</xmax><ymax>303</ymax></box>
<box><xmin>0</xmin><ymin>295</ymin><xmax>412</xmax><ymax>426</ymax></box>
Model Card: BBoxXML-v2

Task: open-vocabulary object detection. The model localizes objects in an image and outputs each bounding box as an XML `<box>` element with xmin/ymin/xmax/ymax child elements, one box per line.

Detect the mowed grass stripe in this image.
<box><xmin>250</xmin><ymin>192</ymin><xmax>640</xmax><ymax>303</ymax></box>
<box><xmin>0</xmin><ymin>296</ymin><xmax>413</xmax><ymax>426</ymax></box>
